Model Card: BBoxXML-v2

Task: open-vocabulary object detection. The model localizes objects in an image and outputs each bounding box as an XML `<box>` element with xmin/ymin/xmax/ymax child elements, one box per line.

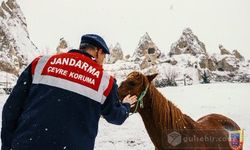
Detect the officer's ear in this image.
<box><xmin>99</xmin><ymin>49</ymin><xmax>105</xmax><ymax>54</ymax></box>
<box><xmin>97</xmin><ymin>49</ymin><xmax>105</xmax><ymax>57</ymax></box>
<box><xmin>94</xmin><ymin>49</ymin><xmax>100</xmax><ymax>59</ymax></box>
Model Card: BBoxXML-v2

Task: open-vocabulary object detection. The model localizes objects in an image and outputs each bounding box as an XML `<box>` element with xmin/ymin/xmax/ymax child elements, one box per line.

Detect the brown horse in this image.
<box><xmin>118</xmin><ymin>71</ymin><xmax>242</xmax><ymax>150</ymax></box>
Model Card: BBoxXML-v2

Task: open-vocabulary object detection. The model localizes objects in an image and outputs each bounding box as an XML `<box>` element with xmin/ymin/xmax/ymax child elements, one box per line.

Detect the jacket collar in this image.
<box><xmin>68</xmin><ymin>49</ymin><xmax>96</xmax><ymax>61</ymax></box>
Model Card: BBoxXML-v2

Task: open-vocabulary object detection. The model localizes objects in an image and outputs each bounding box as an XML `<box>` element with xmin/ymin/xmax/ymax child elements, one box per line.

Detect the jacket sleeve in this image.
<box><xmin>101</xmin><ymin>81</ymin><xmax>130</xmax><ymax>125</ymax></box>
<box><xmin>1</xmin><ymin>63</ymin><xmax>33</xmax><ymax>150</ymax></box>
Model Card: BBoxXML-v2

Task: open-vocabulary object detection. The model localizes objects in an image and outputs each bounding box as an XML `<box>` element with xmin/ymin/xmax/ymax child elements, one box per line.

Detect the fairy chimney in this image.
<box><xmin>56</xmin><ymin>38</ymin><xmax>68</xmax><ymax>54</ymax></box>
<box><xmin>170</xmin><ymin>28</ymin><xmax>207</xmax><ymax>56</ymax></box>
<box><xmin>219</xmin><ymin>44</ymin><xmax>231</xmax><ymax>55</ymax></box>
<box><xmin>133</xmin><ymin>32</ymin><xmax>162</xmax><ymax>69</ymax></box>
<box><xmin>232</xmin><ymin>50</ymin><xmax>244</xmax><ymax>61</ymax></box>
<box><xmin>106</xmin><ymin>43</ymin><xmax>124</xmax><ymax>64</ymax></box>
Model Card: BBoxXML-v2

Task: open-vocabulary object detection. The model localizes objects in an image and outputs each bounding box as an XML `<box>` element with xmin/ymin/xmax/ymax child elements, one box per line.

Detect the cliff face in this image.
<box><xmin>0</xmin><ymin>0</ymin><xmax>38</xmax><ymax>75</ymax></box>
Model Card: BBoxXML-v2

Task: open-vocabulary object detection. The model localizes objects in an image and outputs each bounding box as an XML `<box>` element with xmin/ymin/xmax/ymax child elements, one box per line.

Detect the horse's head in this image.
<box><xmin>118</xmin><ymin>71</ymin><xmax>157</xmax><ymax>112</ymax></box>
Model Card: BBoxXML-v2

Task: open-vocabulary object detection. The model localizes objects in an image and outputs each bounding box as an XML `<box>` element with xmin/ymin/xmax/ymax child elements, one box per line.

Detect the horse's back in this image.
<box><xmin>197</xmin><ymin>113</ymin><xmax>240</xmax><ymax>131</ymax></box>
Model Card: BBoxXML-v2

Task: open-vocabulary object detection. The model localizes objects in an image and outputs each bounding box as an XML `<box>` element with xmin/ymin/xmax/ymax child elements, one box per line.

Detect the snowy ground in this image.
<box><xmin>0</xmin><ymin>83</ymin><xmax>249</xmax><ymax>149</ymax></box>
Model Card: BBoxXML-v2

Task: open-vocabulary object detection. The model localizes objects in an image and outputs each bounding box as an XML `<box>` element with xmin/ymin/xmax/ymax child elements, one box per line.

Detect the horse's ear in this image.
<box><xmin>146</xmin><ymin>73</ymin><xmax>158</xmax><ymax>82</ymax></box>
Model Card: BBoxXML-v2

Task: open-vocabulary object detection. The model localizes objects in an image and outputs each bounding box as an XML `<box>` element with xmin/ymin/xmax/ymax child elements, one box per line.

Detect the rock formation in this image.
<box><xmin>217</xmin><ymin>56</ymin><xmax>239</xmax><ymax>72</ymax></box>
<box><xmin>232</xmin><ymin>50</ymin><xmax>244</xmax><ymax>61</ymax></box>
<box><xmin>106</xmin><ymin>43</ymin><xmax>124</xmax><ymax>64</ymax></box>
<box><xmin>132</xmin><ymin>32</ymin><xmax>162</xmax><ymax>69</ymax></box>
<box><xmin>199</xmin><ymin>55</ymin><xmax>217</xmax><ymax>71</ymax></box>
<box><xmin>170</xmin><ymin>28</ymin><xmax>206</xmax><ymax>56</ymax></box>
<box><xmin>56</xmin><ymin>38</ymin><xmax>68</xmax><ymax>54</ymax></box>
<box><xmin>0</xmin><ymin>0</ymin><xmax>38</xmax><ymax>75</ymax></box>
<box><xmin>219</xmin><ymin>44</ymin><xmax>231</xmax><ymax>55</ymax></box>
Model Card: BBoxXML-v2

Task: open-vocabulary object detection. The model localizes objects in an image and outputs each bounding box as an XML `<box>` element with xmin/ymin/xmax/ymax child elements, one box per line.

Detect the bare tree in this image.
<box><xmin>155</xmin><ymin>67</ymin><xmax>178</xmax><ymax>87</ymax></box>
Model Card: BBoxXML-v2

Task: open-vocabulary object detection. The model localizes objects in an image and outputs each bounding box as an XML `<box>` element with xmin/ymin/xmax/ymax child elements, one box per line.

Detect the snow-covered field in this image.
<box><xmin>0</xmin><ymin>83</ymin><xmax>249</xmax><ymax>149</ymax></box>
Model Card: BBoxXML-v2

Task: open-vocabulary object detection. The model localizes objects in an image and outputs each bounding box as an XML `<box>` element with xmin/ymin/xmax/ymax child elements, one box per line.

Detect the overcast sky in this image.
<box><xmin>18</xmin><ymin>0</ymin><xmax>250</xmax><ymax>58</ymax></box>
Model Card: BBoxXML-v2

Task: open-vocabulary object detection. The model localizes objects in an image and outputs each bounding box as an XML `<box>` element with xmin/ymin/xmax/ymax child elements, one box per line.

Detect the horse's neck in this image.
<box><xmin>140</xmin><ymin>85</ymin><xmax>188</xmax><ymax>131</ymax></box>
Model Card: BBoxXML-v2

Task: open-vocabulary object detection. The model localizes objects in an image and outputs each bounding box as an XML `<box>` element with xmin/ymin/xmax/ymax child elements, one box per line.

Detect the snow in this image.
<box><xmin>0</xmin><ymin>71</ymin><xmax>17</xmax><ymax>87</ymax></box>
<box><xmin>7</xmin><ymin>18</ymin><xmax>39</xmax><ymax>61</ymax></box>
<box><xmin>0</xmin><ymin>83</ymin><xmax>249</xmax><ymax>149</ymax></box>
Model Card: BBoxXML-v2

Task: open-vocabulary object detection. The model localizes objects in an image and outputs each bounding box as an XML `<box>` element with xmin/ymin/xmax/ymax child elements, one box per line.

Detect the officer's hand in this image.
<box><xmin>123</xmin><ymin>94</ymin><xmax>137</xmax><ymax>107</ymax></box>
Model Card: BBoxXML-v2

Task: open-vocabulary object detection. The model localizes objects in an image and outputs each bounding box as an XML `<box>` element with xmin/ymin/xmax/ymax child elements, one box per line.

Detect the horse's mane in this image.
<box><xmin>147</xmin><ymin>83</ymin><xmax>188</xmax><ymax>131</ymax></box>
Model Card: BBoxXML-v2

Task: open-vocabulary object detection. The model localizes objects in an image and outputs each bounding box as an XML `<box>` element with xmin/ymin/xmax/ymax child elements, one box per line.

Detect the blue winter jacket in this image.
<box><xmin>1</xmin><ymin>50</ymin><xmax>130</xmax><ymax>150</ymax></box>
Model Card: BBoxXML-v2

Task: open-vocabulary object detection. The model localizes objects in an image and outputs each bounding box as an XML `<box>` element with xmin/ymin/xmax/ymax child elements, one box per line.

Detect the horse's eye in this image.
<box><xmin>128</xmin><ymin>81</ymin><xmax>136</xmax><ymax>87</ymax></box>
